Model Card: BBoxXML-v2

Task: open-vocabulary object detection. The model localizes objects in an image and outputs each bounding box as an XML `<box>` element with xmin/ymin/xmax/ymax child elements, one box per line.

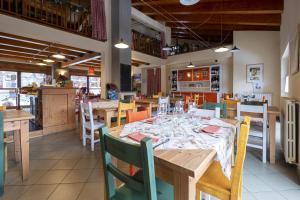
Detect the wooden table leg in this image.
<box><xmin>269</xmin><ymin>114</ymin><xmax>277</xmax><ymax>164</ymax></box>
<box><xmin>104</xmin><ymin>111</ymin><xmax>112</xmax><ymax>128</ymax></box>
<box><xmin>14</xmin><ymin>130</ymin><xmax>21</xmax><ymax>162</ymax></box>
<box><xmin>20</xmin><ymin>120</ymin><xmax>29</xmax><ymax>180</ymax></box>
<box><xmin>174</xmin><ymin>173</ymin><xmax>196</xmax><ymax>200</ymax></box>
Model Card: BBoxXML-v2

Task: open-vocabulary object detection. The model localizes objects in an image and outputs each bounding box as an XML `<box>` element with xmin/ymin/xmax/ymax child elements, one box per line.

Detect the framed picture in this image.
<box><xmin>246</xmin><ymin>63</ymin><xmax>264</xmax><ymax>83</ymax></box>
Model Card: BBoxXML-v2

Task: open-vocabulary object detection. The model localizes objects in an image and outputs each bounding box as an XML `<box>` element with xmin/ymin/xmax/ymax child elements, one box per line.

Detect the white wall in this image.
<box><xmin>280</xmin><ymin>0</ymin><xmax>300</xmax><ymax>100</ymax></box>
<box><xmin>233</xmin><ymin>31</ymin><xmax>281</xmax><ymax>107</ymax></box>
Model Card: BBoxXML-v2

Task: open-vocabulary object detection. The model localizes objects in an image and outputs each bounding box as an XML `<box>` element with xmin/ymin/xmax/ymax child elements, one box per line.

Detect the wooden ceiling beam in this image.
<box><xmin>133</xmin><ymin>0</ymin><xmax>238</xmax><ymax>6</ymax></box>
<box><xmin>61</xmin><ymin>52</ymin><xmax>101</xmax><ymax>68</ymax></box>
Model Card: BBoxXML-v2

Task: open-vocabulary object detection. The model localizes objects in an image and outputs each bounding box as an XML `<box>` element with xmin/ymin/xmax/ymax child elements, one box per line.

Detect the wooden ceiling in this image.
<box><xmin>0</xmin><ymin>32</ymin><xmax>102</xmax><ymax>70</ymax></box>
<box><xmin>132</xmin><ymin>0</ymin><xmax>283</xmax><ymax>46</ymax></box>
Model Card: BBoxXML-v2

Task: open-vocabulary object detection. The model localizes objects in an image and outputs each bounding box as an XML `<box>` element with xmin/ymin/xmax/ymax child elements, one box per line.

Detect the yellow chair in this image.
<box><xmin>196</xmin><ymin>116</ymin><xmax>251</xmax><ymax>200</ymax></box>
<box><xmin>224</xmin><ymin>99</ymin><xmax>240</xmax><ymax>107</ymax></box>
<box><xmin>194</xmin><ymin>94</ymin><xmax>200</xmax><ymax>105</ymax></box>
<box><xmin>117</xmin><ymin>101</ymin><xmax>136</xmax><ymax>127</ymax></box>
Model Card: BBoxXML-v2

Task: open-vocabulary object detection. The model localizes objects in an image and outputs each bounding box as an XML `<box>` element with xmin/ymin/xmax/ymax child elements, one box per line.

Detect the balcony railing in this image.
<box><xmin>132</xmin><ymin>30</ymin><xmax>162</xmax><ymax>58</ymax></box>
<box><xmin>0</xmin><ymin>0</ymin><xmax>92</xmax><ymax>38</ymax></box>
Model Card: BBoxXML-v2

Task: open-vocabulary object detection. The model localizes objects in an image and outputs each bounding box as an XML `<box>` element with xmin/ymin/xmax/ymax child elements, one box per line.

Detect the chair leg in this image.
<box><xmin>82</xmin><ymin>128</ymin><xmax>86</xmax><ymax>146</ymax></box>
<box><xmin>91</xmin><ymin>129</ymin><xmax>95</xmax><ymax>152</ymax></box>
<box><xmin>263</xmin><ymin>130</ymin><xmax>267</xmax><ymax>163</ymax></box>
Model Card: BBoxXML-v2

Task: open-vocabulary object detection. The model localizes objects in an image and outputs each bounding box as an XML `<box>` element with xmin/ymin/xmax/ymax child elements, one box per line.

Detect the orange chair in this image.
<box><xmin>196</xmin><ymin>116</ymin><xmax>250</xmax><ymax>200</ymax></box>
<box><xmin>126</xmin><ymin>110</ymin><xmax>151</xmax><ymax>176</ymax></box>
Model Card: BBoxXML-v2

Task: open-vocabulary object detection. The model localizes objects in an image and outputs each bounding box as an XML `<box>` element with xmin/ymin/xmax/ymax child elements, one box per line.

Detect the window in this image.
<box><xmin>89</xmin><ymin>77</ymin><xmax>101</xmax><ymax>95</ymax></box>
<box><xmin>0</xmin><ymin>71</ymin><xmax>18</xmax><ymax>106</ymax></box>
<box><xmin>281</xmin><ymin>44</ymin><xmax>289</xmax><ymax>97</ymax></box>
<box><xmin>71</xmin><ymin>75</ymin><xmax>88</xmax><ymax>88</ymax></box>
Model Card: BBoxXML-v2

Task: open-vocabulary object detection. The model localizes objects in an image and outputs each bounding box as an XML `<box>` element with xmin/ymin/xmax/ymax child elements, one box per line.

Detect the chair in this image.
<box><xmin>100</xmin><ymin>127</ymin><xmax>174</xmax><ymax>200</ymax></box>
<box><xmin>203</xmin><ymin>102</ymin><xmax>228</xmax><ymax>118</ymax></box>
<box><xmin>126</xmin><ymin>110</ymin><xmax>150</xmax><ymax>124</ymax></box>
<box><xmin>184</xmin><ymin>95</ymin><xmax>192</xmax><ymax>111</ymax></box>
<box><xmin>117</xmin><ymin>101</ymin><xmax>136</xmax><ymax>126</ymax></box>
<box><xmin>224</xmin><ymin>99</ymin><xmax>240</xmax><ymax>107</ymax></box>
<box><xmin>80</xmin><ymin>101</ymin><xmax>105</xmax><ymax>151</ymax></box>
<box><xmin>158</xmin><ymin>96</ymin><xmax>170</xmax><ymax>115</ymax></box>
<box><xmin>191</xmin><ymin>108</ymin><xmax>216</xmax><ymax>118</ymax></box>
<box><xmin>237</xmin><ymin>102</ymin><xmax>268</xmax><ymax>163</ymax></box>
<box><xmin>196</xmin><ymin>117</ymin><xmax>251</xmax><ymax>200</ymax></box>
<box><xmin>126</xmin><ymin>110</ymin><xmax>151</xmax><ymax>175</ymax></box>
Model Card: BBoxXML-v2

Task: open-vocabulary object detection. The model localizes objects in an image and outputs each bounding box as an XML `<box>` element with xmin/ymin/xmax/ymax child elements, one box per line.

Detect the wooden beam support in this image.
<box><xmin>61</xmin><ymin>52</ymin><xmax>101</xmax><ymax>68</ymax></box>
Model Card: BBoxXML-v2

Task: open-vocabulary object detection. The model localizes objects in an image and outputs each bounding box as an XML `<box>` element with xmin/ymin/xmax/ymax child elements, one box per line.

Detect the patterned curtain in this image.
<box><xmin>147</xmin><ymin>69</ymin><xmax>155</xmax><ymax>96</ymax></box>
<box><xmin>155</xmin><ymin>68</ymin><xmax>161</xmax><ymax>93</ymax></box>
<box><xmin>91</xmin><ymin>0</ymin><xmax>107</xmax><ymax>41</ymax></box>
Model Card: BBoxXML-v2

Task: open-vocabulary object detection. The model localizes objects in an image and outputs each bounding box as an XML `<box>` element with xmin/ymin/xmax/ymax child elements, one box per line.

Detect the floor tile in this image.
<box><xmin>77</xmin><ymin>182</ymin><xmax>105</xmax><ymax>200</ymax></box>
<box><xmin>52</xmin><ymin>159</ymin><xmax>79</xmax><ymax>170</ymax></box>
<box><xmin>48</xmin><ymin>183</ymin><xmax>84</xmax><ymax>200</ymax></box>
<box><xmin>88</xmin><ymin>168</ymin><xmax>104</xmax><ymax>183</ymax></box>
<box><xmin>61</xmin><ymin>169</ymin><xmax>93</xmax><ymax>183</ymax></box>
<box><xmin>243</xmin><ymin>174</ymin><xmax>273</xmax><ymax>193</ymax></box>
<box><xmin>258</xmin><ymin>173</ymin><xmax>300</xmax><ymax>191</ymax></box>
<box><xmin>74</xmin><ymin>158</ymin><xmax>98</xmax><ymax>169</ymax></box>
<box><xmin>243</xmin><ymin>192</ymin><xmax>257</xmax><ymax>200</ymax></box>
<box><xmin>18</xmin><ymin>185</ymin><xmax>57</xmax><ymax>200</ymax></box>
<box><xmin>36</xmin><ymin>170</ymin><xmax>69</xmax><ymax>184</ymax></box>
<box><xmin>0</xmin><ymin>186</ymin><xmax>28</xmax><ymax>200</ymax></box>
<box><xmin>30</xmin><ymin>159</ymin><xmax>59</xmax><ymax>170</ymax></box>
<box><xmin>279</xmin><ymin>189</ymin><xmax>300</xmax><ymax>200</ymax></box>
<box><xmin>253</xmin><ymin>191</ymin><xmax>287</xmax><ymax>200</ymax></box>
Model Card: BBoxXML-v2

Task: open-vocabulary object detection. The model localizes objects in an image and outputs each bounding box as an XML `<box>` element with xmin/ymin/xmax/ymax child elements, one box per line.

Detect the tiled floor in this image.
<box><xmin>1</xmin><ymin>129</ymin><xmax>300</xmax><ymax>200</ymax></box>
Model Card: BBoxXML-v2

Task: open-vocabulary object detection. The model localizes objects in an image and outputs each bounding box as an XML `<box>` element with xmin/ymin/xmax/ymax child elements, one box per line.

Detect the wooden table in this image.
<box><xmin>94</xmin><ymin>108</ymin><xmax>118</xmax><ymax>128</ymax></box>
<box><xmin>135</xmin><ymin>99</ymin><xmax>159</xmax><ymax>117</ymax></box>
<box><xmin>1</xmin><ymin>110</ymin><xmax>34</xmax><ymax>195</ymax></box>
<box><xmin>109</xmin><ymin>118</ymin><xmax>239</xmax><ymax>200</ymax></box>
<box><xmin>227</xmin><ymin>106</ymin><xmax>280</xmax><ymax>164</ymax></box>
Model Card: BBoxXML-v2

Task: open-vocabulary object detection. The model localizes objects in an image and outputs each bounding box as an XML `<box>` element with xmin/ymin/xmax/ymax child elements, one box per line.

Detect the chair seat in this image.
<box><xmin>111</xmin><ymin>170</ymin><xmax>173</xmax><ymax>200</ymax></box>
<box><xmin>196</xmin><ymin>162</ymin><xmax>231</xmax><ymax>200</ymax></box>
<box><xmin>84</xmin><ymin>120</ymin><xmax>105</xmax><ymax>130</ymax></box>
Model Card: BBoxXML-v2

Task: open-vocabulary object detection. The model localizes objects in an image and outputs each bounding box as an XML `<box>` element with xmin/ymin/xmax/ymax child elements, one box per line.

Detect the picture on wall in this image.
<box><xmin>246</xmin><ymin>63</ymin><xmax>264</xmax><ymax>83</ymax></box>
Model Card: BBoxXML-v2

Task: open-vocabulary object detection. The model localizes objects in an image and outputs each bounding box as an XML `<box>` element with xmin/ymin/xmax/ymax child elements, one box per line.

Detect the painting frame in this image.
<box><xmin>246</xmin><ymin>63</ymin><xmax>264</xmax><ymax>83</ymax></box>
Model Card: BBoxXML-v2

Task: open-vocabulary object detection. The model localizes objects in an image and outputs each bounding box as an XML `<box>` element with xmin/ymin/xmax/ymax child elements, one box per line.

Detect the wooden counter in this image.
<box><xmin>38</xmin><ymin>88</ymin><xmax>76</xmax><ymax>135</ymax></box>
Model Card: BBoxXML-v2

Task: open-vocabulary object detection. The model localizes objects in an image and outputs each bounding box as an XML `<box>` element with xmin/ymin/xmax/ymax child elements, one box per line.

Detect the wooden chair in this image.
<box><xmin>203</xmin><ymin>102</ymin><xmax>228</xmax><ymax>118</ymax></box>
<box><xmin>117</xmin><ymin>101</ymin><xmax>136</xmax><ymax>126</ymax></box>
<box><xmin>100</xmin><ymin>127</ymin><xmax>174</xmax><ymax>200</ymax></box>
<box><xmin>80</xmin><ymin>101</ymin><xmax>105</xmax><ymax>151</ymax></box>
<box><xmin>224</xmin><ymin>99</ymin><xmax>240</xmax><ymax>107</ymax></box>
<box><xmin>196</xmin><ymin>117</ymin><xmax>251</xmax><ymax>200</ymax></box>
<box><xmin>126</xmin><ymin>110</ymin><xmax>151</xmax><ymax>175</ymax></box>
<box><xmin>237</xmin><ymin>102</ymin><xmax>268</xmax><ymax>163</ymax></box>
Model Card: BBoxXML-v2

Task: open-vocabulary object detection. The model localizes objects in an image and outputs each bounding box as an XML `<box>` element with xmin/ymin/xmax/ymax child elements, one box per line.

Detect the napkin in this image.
<box><xmin>202</xmin><ymin>125</ymin><xmax>221</xmax><ymax>134</ymax></box>
<box><xmin>128</xmin><ymin>132</ymin><xmax>159</xmax><ymax>143</ymax></box>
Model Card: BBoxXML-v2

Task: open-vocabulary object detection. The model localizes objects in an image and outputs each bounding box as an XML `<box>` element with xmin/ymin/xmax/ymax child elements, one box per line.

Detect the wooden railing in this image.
<box><xmin>132</xmin><ymin>30</ymin><xmax>162</xmax><ymax>58</ymax></box>
<box><xmin>0</xmin><ymin>0</ymin><xmax>92</xmax><ymax>38</ymax></box>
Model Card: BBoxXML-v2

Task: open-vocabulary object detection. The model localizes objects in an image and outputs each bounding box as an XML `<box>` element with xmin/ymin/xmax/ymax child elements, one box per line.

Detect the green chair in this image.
<box><xmin>100</xmin><ymin>127</ymin><xmax>174</xmax><ymax>200</ymax></box>
<box><xmin>203</xmin><ymin>102</ymin><xmax>228</xmax><ymax>118</ymax></box>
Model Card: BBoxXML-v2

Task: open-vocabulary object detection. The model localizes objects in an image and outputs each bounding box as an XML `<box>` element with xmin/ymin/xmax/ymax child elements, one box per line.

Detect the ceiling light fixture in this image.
<box><xmin>230</xmin><ymin>45</ymin><xmax>240</xmax><ymax>53</ymax></box>
<box><xmin>114</xmin><ymin>38</ymin><xmax>129</xmax><ymax>49</ymax></box>
<box><xmin>180</xmin><ymin>0</ymin><xmax>200</xmax><ymax>6</ymax></box>
<box><xmin>52</xmin><ymin>51</ymin><xmax>66</xmax><ymax>59</ymax></box>
<box><xmin>215</xmin><ymin>46</ymin><xmax>229</xmax><ymax>53</ymax></box>
<box><xmin>43</xmin><ymin>56</ymin><xmax>55</xmax><ymax>63</ymax></box>
<box><xmin>37</xmin><ymin>62</ymin><xmax>47</xmax><ymax>66</ymax></box>
<box><xmin>162</xmin><ymin>44</ymin><xmax>172</xmax><ymax>51</ymax></box>
<box><xmin>187</xmin><ymin>62</ymin><xmax>195</xmax><ymax>68</ymax></box>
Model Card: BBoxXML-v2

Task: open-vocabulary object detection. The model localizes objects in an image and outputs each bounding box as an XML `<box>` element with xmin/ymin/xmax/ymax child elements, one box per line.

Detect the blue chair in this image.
<box><xmin>203</xmin><ymin>102</ymin><xmax>227</xmax><ymax>118</ymax></box>
<box><xmin>100</xmin><ymin>127</ymin><xmax>174</xmax><ymax>200</ymax></box>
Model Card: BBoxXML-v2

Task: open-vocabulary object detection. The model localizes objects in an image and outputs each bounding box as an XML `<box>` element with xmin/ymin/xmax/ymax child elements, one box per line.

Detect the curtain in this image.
<box><xmin>147</xmin><ymin>69</ymin><xmax>155</xmax><ymax>96</ymax></box>
<box><xmin>160</xmin><ymin>32</ymin><xmax>167</xmax><ymax>59</ymax></box>
<box><xmin>155</xmin><ymin>68</ymin><xmax>161</xmax><ymax>93</ymax></box>
<box><xmin>91</xmin><ymin>0</ymin><xmax>107</xmax><ymax>41</ymax></box>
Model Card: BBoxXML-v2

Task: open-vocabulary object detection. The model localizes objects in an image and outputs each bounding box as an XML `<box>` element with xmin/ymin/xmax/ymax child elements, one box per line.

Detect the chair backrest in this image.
<box><xmin>80</xmin><ymin>101</ymin><xmax>94</xmax><ymax>127</ymax></box>
<box><xmin>203</xmin><ymin>102</ymin><xmax>228</xmax><ymax>118</ymax></box>
<box><xmin>117</xmin><ymin>101</ymin><xmax>136</xmax><ymax>126</ymax></box>
<box><xmin>231</xmin><ymin>117</ymin><xmax>250</xmax><ymax>199</ymax></box>
<box><xmin>224</xmin><ymin>99</ymin><xmax>240</xmax><ymax>107</ymax></box>
<box><xmin>237</xmin><ymin>102</ymin><xmax>267</xmax><ymax>124</ymax></box>
<box><xmin>100</xmin><ymin>127</ymin><xmax>157</xmax><ymax>200</ymax></box>
<box><xmin>194</xmin><ymin>94</ymin><xmax>200</xmax><ymax>105</ymax></box>
<box><xmin>192</xmin><ymin>108</ymin><xmax>216</xmax><ymax>118</ymax></box>
<box><xmin>158</xmin><ymin>96</ymin><xmax>169</xmax><ymax>114</ymax></box>
<box><xmin>126</xmin><ymin>110</ymin><xmax>150</xmax><ymax>123</ymax></box>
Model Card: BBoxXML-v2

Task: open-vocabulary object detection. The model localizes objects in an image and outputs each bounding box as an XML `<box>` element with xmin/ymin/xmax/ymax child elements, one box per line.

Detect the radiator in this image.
<box><xmin>284</xmin><ymin>100</ymin><xmax>299</xmax><ymax>164</ymax></box>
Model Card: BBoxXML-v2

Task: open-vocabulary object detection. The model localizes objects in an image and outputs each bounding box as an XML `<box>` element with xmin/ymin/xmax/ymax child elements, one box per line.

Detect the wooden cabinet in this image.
<box><xmin>38</xmin><ymin>88</ymin><xmax>76</xmax><ymax>135</ymax></box>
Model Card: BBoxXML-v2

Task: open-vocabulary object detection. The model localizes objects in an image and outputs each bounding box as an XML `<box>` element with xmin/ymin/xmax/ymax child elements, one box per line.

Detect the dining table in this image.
<box><xmin>0</xmin><ymin>110</ymin><xmax>34</xmax><ymax>195</ymax></box>
<box><xmin>227</xmin><ymin>105</ymin><xmax>280</xmax><ymax>164</ymax></box>
<box><xmin>109</xmin><ymin>113</ymin><xmax>240</xmax><ymax>200</ymax></box>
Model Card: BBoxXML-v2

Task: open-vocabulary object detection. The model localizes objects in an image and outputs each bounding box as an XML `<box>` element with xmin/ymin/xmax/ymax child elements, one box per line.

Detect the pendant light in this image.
<box><xmin>187</xmin><ymin>62</ymin><xmax>195</xmax><ymax>68</ymax></box>
<box><xmin>114</xmin><ymin>38</ymin><xmax>129</xmax><ymax>49</ymax></box>
<box><xmin>37</xmin><ymin>62</ymin><xmax>47</xmax><ymax>66</ymax></box>
<box><xmin>214</xmin><ymin>0</ymin><xmax>229</xmax><ymax>53</ymax></box>
<box><xmin>52</xmin><ymin>51</ymin><xmax>66</xmax><ymax>59</ymax></box>
<box><xmin>43</xmin><ymin>56</ymin><xmax>55</xmax><ymax>63</ymax></box>
<box><xmin>230</xmin><ymin>45</ymin><xmax>240</xmax><ymax>53</ymax></box>
<box><xmin>180</xmin><ymin>0</ymin><xmax>200</xmax><ymax>6</ymax></box>
<box><xmin>162</xmin><ymin>44</ymin><xmax>172</xmax><ymax>51</ymax></box>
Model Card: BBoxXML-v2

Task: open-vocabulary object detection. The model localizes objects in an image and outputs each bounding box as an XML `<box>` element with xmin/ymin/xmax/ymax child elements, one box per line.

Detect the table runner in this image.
<box><xmin>120</xmin><ymin>113</ymin><xmax>236</xmax><ymax>178</ymax></box>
